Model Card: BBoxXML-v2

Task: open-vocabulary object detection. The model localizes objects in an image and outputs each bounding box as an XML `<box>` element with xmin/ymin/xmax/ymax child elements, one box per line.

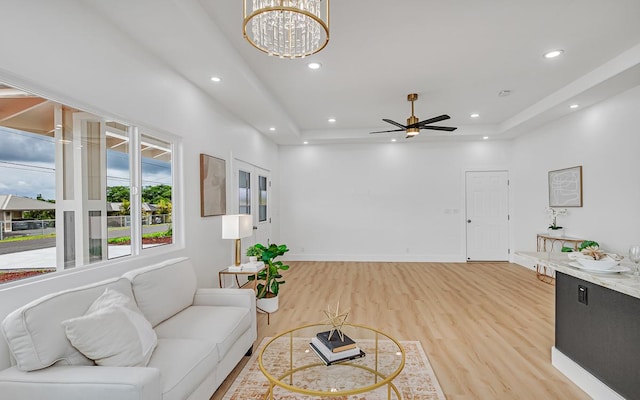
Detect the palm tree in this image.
<box><xmin>155</xmin><ymin>199</ymin><xmax>172</xmax><ymax>222</ymax></box>
<box><xmin>119</xmin><ymin>199</ymin><xmax>131</xmax><ymax>216</ymax></box>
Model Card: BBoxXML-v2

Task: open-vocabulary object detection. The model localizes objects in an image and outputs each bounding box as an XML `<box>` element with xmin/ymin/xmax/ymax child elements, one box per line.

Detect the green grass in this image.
<box><xmin>108</xmin><ymin>236</ymin><xmax>131</xmax><ymax>245</ymax></box>
<box><xmin>2</xmin><ymin>229</ymin><xmax>171</xmax><ymax>244</ymax></box>
<box><xmin>0</xmin><ymin>233</ymin><xmax>56</xmax><ymax>243</ymax></box>
<box><xmin>107</xmin><ymin>229</ymin><xmax>172</xmax><ymax>244</ymax></box>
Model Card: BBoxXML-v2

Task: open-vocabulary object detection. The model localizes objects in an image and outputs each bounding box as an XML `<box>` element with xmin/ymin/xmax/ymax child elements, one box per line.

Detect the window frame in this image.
<box><xmin>0</xmin><ymin>77</ymin><xmax>183</xmax><ymax>287</ymax></box>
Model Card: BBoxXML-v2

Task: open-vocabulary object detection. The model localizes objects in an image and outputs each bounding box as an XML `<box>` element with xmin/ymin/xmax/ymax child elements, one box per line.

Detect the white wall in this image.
<box><xmin>281</xmin><ymin>84</ymin><xmax>640</xmax><ymax>263</ymax></box>
<box><xmin>0</xmin><ymin>1</ymin><xmax>278</xmax><ymax>369</ymax></box>
<box><xmin>512</xmin><ymin>84</ymin><xmax>640</xmax><ymax>257</ymax></box>
<box><xmin>280</xmin><ymin>140</ymin><xmax>512</xmax><ymax>261</ymax></box>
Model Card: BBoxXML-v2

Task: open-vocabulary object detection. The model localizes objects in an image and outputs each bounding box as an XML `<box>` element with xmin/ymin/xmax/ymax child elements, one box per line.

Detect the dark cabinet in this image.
<box><xmin>556</xmin><ymin>272</ymin><xmax>640</xmax><ymax>399</ymax></box>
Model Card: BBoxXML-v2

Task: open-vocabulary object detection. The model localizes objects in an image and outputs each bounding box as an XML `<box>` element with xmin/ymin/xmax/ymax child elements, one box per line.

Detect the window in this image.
<box><xmin>140</xmin><ymin>133</ymin><xmax>172</xmax><ymax>250</ymax></box>
<box><xmin>105</xmin><ymin>122</ymin><xmax>132</xmax><ymax>259</ymax></box>
<box><xmin>258</xmin><ymin>175</ymin><xmax>268</xmax><ymax>222</ymax></box>
<box><xmin>0</xmin><ymin>82</ymin><xmax>177</xmax><ymax>284</ymax></box>
<box><xmin>239</xmin><ymin>170</ymin><xmax>250</xmax><ymax>214</ymax></box>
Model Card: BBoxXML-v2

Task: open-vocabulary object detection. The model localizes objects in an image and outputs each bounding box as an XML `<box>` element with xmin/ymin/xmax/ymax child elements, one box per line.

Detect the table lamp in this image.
<box><xmin>222</xmin><ymin>214</ymin><xmax>253</xmax><ymax>266</ymax></box>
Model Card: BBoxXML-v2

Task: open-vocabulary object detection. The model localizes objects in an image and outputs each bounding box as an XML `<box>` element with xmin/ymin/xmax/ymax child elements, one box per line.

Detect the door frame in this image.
<box><xmin>464</xmin><ymin>169</ymin><xmax>510</xmax><ymax>262</ymax></box>
<box><xmin>233</xmin><ymin>158</ymin><xmax>271</xmax><ymax>251</ymax></box>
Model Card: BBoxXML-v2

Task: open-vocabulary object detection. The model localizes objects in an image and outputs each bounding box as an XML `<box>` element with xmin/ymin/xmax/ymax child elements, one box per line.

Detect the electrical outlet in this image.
<box><xmin>578</xmin><ymin>285</ymin><xmax>588</xmax><ymax>305</ymax></box>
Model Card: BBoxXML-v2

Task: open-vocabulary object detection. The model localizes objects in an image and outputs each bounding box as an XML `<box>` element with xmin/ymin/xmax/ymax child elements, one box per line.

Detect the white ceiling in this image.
<box><xmin>86</xmin><ymin>0</ymin><xmax>640</xmax><ymax>145</ymax></box>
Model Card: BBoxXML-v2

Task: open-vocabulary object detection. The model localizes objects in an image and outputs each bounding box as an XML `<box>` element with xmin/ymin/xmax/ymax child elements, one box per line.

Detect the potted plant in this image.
<box><xmin>247</xmin><ymin>243</ymin><xmax>289</xmax><ymax>313</ymax></box>
<box><xmin>246</xmin><ymin>245</ymin><xmax>263</xmax><ymax>263</ymax></box>
<box><xmin>546</xmin><ymin>207</ymin><xmax>567</xmax><ymax>237</ymax></box>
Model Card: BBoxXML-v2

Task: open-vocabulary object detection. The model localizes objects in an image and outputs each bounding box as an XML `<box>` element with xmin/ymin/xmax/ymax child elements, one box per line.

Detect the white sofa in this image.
<box><xmin>0</xmin><ymin>257</ymin><xmax>257</xmax><ymax>400</ymax></box>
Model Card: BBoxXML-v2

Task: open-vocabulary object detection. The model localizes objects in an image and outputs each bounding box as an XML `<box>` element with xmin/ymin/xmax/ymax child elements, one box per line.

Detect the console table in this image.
<box><xmin>535</xmin><ymin>233</ymin><xmax>584</xmax><ymax>283</ymax></box>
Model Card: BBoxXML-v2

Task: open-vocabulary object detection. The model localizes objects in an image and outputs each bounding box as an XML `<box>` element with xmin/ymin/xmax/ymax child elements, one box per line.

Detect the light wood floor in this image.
<box><xmin>211</xmin><ymin>261</ymin><xmax>590</xmax><ymax>400</ymax></box>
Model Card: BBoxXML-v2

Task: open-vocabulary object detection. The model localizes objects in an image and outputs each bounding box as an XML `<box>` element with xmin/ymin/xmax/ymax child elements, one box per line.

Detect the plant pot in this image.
<box><xmin>257</xmin><ymin>293</ymin><xmax>279</xmax><ymax>314</ymax></box>
<box><xmin>548</xmin><ymin>228</ymin><xmax>564</xmax><ymax>238</ymax></box>
<box><xmin>249</xmin><ymin>256</ymin><xmax>258</xmax><ymax>263</ymax></box>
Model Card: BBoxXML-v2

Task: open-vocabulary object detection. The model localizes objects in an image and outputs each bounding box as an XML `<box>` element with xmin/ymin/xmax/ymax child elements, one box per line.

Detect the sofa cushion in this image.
<box><xmin>1</xmin><ymin>277</ymin><xmax>134</xmax><ymax>372</ymax></box>
<box><xmin>154</xmin><ymin>305</ymin><xmax>252</xmax><ymax>360</ymax></box>
<box><xmin>61</xmin><ymin>288</ymin><xmax>157</xmax><ymax>367</ymax></box>
<box><xmin>147</xmin><ymin>338</ymin><xmax>218</xmax><ymax>400</ymax></box>
<box><xmin>122</xmin><ymin>257</ymin><xmax>196</xmax><ymax>327</ymax></box>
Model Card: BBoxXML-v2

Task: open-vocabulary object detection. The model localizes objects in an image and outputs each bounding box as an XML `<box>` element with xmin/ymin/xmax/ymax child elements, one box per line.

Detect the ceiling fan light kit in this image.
<box><xmin>243</xmin><ymin>0</ymin><xmax>330</xmax><ymax>59</ymax></box>
<box><xmin>370</xmin><ymin>93</ymin><xmax>457</xmax><ymax>138</ymax></box>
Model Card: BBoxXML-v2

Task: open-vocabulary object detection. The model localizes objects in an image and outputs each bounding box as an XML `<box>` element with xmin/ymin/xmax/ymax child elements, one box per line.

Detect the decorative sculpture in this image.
<box><xmin>322</xmin><ymin>302</ymin><xmax>350</xmax><ymax>341</ymax></box>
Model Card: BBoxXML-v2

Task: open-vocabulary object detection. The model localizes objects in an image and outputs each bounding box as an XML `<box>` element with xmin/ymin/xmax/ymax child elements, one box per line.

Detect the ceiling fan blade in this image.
<box><xmin>407</xmin><ymin>114</ymin><xmax>451</xmax><ymax>128</ymax></box>
<box><xmin>420</xmin><ymin>125</ymin><xmax>457</xmax><ymax>132</ymax></box>
<box><xmin>370</xmin><ymin>128</ymin><xmax>405</xmax><ymax>134</ymax></box>
<box><xmin>382</xmin><ymin>119</ymin><xmax>407</xmax><ymax>129</ymax></box>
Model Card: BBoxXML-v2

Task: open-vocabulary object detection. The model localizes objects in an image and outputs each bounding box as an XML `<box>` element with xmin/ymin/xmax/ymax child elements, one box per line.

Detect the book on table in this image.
<box><xmin>309</xmin><ymin>337</ymin><xmax>365</xmax><ymax>366</ymax></box>
<box><xmin>240</xmin><ymin>261</ymin><xmax>264</xmax><ymax>272</ymax></box>
<box><xmin>227</xmin><ymin>261</ymin><xmax>264</xmax><ymax>273</ymax></box>
<box><xmin>316</xmin><ymin>330</ymin><xmax>357</xmax><ymax>353</ymax></box>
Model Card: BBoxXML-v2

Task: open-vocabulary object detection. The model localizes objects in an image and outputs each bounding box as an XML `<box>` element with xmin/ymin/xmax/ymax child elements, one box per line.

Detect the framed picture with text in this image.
<box><xmin>548</xmin><ymin>166</ymin><xmax>582</xmax><ymax>207</ymax></box>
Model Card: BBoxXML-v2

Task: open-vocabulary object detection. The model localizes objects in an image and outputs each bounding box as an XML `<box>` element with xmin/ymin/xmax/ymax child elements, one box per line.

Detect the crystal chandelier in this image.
<box><xmin>243</xmin><ymin>0</ymin><xmax>330</xmax><ymax>59</ymax></box>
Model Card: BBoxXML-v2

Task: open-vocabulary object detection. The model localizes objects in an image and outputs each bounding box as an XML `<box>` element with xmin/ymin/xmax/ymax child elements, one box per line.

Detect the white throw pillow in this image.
<box><xmin>61</xmin><ymin>288</ymin><xmax>157</xmax><ymax>367</ymax></box>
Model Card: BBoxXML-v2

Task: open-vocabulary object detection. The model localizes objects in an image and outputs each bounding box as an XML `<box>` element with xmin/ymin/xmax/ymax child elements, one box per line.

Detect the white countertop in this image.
<box><xmin>516</xmin><ymin>251</ymin><xmax>640</xmax><ymax>300</ymax></box>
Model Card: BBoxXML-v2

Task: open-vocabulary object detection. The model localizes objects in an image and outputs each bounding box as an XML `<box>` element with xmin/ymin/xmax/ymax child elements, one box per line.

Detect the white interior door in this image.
<box><xmin>235</xmin><ymin>160</ymin><xmax>271</xmax><ymax>258</ymax></box>
<box><xmin>465</xmin><ymin>171</ymin><xmax>509</xmax><ymax>261</ymax></box>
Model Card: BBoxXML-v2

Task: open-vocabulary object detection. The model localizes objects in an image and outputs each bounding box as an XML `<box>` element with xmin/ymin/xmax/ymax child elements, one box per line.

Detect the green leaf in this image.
<box><xmin>579</xmin><ymin>240</ymin><xmax>599</xmax><ymax>251</ymax></box>
<box><xmin>245</xmin><ymin>243</ymin><xmax>291</xmax><ymax>297</ymax></box>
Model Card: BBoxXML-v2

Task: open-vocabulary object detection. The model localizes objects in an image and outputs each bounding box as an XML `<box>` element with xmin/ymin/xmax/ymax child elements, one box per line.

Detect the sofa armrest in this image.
<box><xmin>0</xmin><ymin>365</ymin><xmax>162</xmax><ymax>400</ymax></box>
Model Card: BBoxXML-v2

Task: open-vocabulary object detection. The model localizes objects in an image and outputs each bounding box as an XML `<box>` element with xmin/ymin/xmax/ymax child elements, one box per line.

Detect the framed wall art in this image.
<box><xmin>200</xmin><ymin>154</ymin><xmax>226</xmax><ymax>217</ymax></box>
<box><xmin>548</xmin><ymin>165</ymin><xmax>582</xmax><ymax>207</ymax></box>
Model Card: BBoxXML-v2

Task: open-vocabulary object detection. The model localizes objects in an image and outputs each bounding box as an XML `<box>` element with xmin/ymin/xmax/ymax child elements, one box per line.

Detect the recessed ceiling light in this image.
<box><xmin>328</xmin><ymin>118</ymin><xmax>336</xmax><ymax>123</ymax></box>
<box><xmin>498</xmin><ymin>90</ymin><xmax>512</xmax><ymax>97</ymax></box>
<box><xmin>483</xmin><ymin>136</ymin><xmax>489</xmax><ymax>140</ymax></box>
<box><xmin>470</xmin><ymin>113</ymin><xmax>480</xmax><ymax>118</ymax></box>
<box><xmin>569</xmin><ymin>104</ymin><xmax>579</xmax><ymax>109</ymax></box>
<box><xmin>269</xmin><ymin>127</ymin><xmax>276</xmax><ymax>131</ymax></box>
<box><xmin>303</xmin><ymin>141</ymin><xmax>309</xmax><ymax>145</ymax></box>
<box><xmin>544</xmin><ymin>49</ymin><xmax>564</xmax><ymax>59</ymax></box>
<box><xmin>307</xmin><ymin>62</ymin><xmax>322</xmax><ymax>70</ymax></box>
<box><xmin>210</xmin><ymin>76</ymin><xmax>221</xmax><ymax>82</ymax></box>
<box><xmin>391</xmin><ymin>139</ymin><xmax>397</xmax><ymax>142</ymax></box>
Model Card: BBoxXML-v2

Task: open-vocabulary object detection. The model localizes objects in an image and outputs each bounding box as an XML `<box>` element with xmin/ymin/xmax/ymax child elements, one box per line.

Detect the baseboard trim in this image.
<box><xmin>551</xmin><ymin>346</ymin><xmax>624</xmax><ymax>400</ymax></box>
<box><xmin>285</xmin><ymin>253</ymin><xmax>466</xmax><ymax>262</ymax></box>
<box><xmin>510</xmin><ymin>254</ymin><xmax>536</xmax><ymax>271</ymax></box>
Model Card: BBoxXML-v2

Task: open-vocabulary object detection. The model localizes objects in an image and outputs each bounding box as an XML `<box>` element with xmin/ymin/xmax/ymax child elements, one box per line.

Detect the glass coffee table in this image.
<box><xmin>258</xmin><ymin>323</ymin><xmax>405</xmax><ymax>399</ymax></box>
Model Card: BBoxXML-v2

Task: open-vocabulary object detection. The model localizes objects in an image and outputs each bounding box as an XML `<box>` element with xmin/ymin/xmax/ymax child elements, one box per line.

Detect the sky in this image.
<box><xmin>0</xmin><ymin>126</ymin><xmax>171</xmax><ymax>200</ymax></box>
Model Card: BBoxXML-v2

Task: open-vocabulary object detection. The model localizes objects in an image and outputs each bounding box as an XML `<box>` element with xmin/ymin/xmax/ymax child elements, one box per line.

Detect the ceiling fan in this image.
<box><xmin>370</xmin><ymin>93</ymin><xmax>457</xmax><ymax>138</ymax></box>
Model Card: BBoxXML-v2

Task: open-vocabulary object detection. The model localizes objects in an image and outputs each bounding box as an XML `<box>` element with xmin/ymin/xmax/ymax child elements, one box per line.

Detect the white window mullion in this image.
<box><xmin>129</xmin><ymin>126</ymin><xmax>142</xmax><ymax>256</ymax></box>
<box><xmin>53</xmin><ymin>103</ymin><xmax>65</xmax><ymax>271</ymax></box>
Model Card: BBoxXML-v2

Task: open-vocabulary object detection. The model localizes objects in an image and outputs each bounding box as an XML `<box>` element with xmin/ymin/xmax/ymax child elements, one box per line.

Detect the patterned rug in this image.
<box><xmin>222</xmin><ymin>338</ymin><xmax>446</xmax><ymax>399</ymax></box>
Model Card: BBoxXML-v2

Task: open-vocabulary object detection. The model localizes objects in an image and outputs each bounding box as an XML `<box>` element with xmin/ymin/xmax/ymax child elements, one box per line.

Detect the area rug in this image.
<box><xmin>222</xmin><ymin>338</ymin><xmax>446</xmax><ymax>399</ymax></box>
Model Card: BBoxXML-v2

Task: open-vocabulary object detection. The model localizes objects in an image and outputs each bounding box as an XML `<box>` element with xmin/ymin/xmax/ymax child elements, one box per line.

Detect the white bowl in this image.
<box><xmin>576</xmin><ymin>258</ymin><xmax>619</xmax><ymax>270</ymax></box>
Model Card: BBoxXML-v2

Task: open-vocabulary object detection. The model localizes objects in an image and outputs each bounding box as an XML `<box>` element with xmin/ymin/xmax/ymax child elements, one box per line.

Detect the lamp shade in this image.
<box><xmin>222</xmin><ymin>214</ymin><xmax>253</xmax><ymax>239</ymax></box>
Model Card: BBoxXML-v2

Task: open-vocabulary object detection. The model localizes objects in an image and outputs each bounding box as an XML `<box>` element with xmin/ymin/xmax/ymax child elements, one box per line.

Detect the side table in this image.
<box><xmin>536</xmin><ymin>233</ymin><xmax>583</xmax><ymax>284</ymax></box>
<box><xmin>218</xmin><ymin>265</ymin><xmax>271</xmax><ymax>324</ymax></box>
